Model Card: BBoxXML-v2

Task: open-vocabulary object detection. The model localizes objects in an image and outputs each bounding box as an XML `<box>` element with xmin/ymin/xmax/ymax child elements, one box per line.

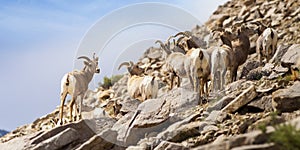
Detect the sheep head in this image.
<box><xmin>78</xmin><ymin>53</ymin><xmax>100</xmax><ymax>74</ymax></box>
<box><xmin>118</xmin><ymin>61</ymin><xmax>143</xmax><ymax>76</ymax></box>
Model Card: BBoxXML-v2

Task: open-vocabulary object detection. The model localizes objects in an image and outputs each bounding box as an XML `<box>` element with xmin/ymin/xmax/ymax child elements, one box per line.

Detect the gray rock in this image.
<box><xmin>113</xmin><ymin>88</ymin><xmax>199</xmax><ymax>146</ymax></box>
<box><xmin>231</xmin><ymin>143</ymin><xmax>276</xmax><ymax>150</ymax></box>
<box><xmin>155</xmin><ymin>113</ymin><xmax>201</xmax><ymax>143</ymax></box>
<box><xmin>32</xmin><ymin>128</ymin><xmax>79</xmax><ymax>150</ymax></box>
<box><xmin>205</xmin><ymin>110</ymin><xmax>228</xmax><ymax>123</ymax></box>
<box><xmin>76</xmin><ymin>129</ymin><xmax>123</xmax><ymax>150</ymax></box>
<box><xmin>248</xmin><ymin>95</ymin><xmax>273</xmax><ymax>112</ymax></box>
<box><xmin>192</xmin><ymin>130</ymin><xmax>269</xmax><ymax>150</ymax></box>
<box><xmin>271</xmin><ymin>44</ymin><xmax>291</xmax><ymax>65</ymax></box>
<box><xmin>167</xmin><ymin>121</ymin><xmax>209</xmax><ymax>143</ymax></box>
<box><xmin>272</xmin><ymin>81</ymin><xmax>300</xmax><ymax>112</ymax></box>
<box><xmin>222</xmin><ymin>84</ymin><xmax>257</xmax><ymax>113</ymax></box>
<box><xmin>246</xmin><ymin>63</ymin><xmax>273</xmax><ymax>80</ymax></box>
<box><xmin>201</xmin><ymin>125</ymin><xmax>219</xmax><ymax>135</ymax></box>
<box><xmin>119</xmin><ymin>99</ymin><xmax>141</xmax><ymax>114</ymax></box>
<box><xmin>281</xmin><ymin>44</ymin><xmax>300</xmax><ymax>67</ymax></box>
<box><xmin>207</xmin><ymin>94</ymin><xmax>235</xmax><ymax>112</ymax></box>
<box><xmin>154</xmin><ymin>141</ymin><xmax>188</xmax><ymax>150</ymax></box>
<box><xmin>241</xmin><ymin>61</ymin><xmax>260</xmax><ymax>79</ymax></box>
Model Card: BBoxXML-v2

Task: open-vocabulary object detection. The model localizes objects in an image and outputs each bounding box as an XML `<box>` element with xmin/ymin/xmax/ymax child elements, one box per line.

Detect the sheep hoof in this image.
<box><xmin>57</xmin><ymin>120</ymin><xmax>63</xmax><ymax>126</ymax></box>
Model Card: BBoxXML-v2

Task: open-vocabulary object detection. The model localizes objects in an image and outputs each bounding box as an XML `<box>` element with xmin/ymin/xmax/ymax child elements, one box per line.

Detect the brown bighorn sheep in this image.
<box><xmin>256</xmin><ymin>28</ymin><xmax>278</xmax><ymax>66</ymax></box>
<box><xmin>118</xmin><ymin>62</ymin><xmax>158</xmax><ymax>102</ymax></box>
<box><xmin>174</xmin><ymin>31</ymin><xmax>207</xmax><ymax>52</ymax></box>
<box><xmin>118</xmin><ymin>61</ymin><xmax>144</xmax><ymax>76</ymax></box>
<box><xmin>223</xmin><ymin>25</ymin><xmax>251</xmax><ymax>82</ymax></box>
<box><xmin>59</xmin><ymin>53</ymin><xmax>100</xmax><ymax>125</ymax></box>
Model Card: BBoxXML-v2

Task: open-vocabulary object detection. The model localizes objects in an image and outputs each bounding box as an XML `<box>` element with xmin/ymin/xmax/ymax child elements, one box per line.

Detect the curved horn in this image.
<box><xmin>118</xmin><ymin>62</ymin><xmax>130</xmax><ymax>70</ymax></box>
<box><xmin>78</xmin><ymin>56</ymin><xmax>91</xmax><ymax>62</ymax></box>
<box><xmin>177</xmin><ymin>36</ymin><xmax>186</xmax><ymax>44</ymax></box>
<box><xmin>166</xmin><ymin>35</ymin><xmax>175</xmax><ymax>43</ymax></box>
<box><xmin>129</xmin><ymin>61</ymin><xmax>134</xmax><ymax>67</ymax></box>
<box><xmin>174</xmin><ymin>31</ymin><xmax>190</xmax><ymax>38</ymax></box>
<box><xmin>155</xmin><ymin>40</ymin><xmax>168</xmax><ymax>51</ymax></box>
<box><xmin>155</xmin><ymin>40</ymin><xmax>164</xmax><ymax>47</ymax></box>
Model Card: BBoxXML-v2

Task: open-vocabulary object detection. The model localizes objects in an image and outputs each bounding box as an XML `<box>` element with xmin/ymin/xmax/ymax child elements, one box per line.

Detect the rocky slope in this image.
<box><xmin>1</xmin><ymin>0</ymin><xmax>300</xmax><ymax>149</ymax></box>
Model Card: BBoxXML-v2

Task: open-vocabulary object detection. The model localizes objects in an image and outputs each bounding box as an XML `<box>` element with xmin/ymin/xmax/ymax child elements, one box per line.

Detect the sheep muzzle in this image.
<box><xmin>96</xmin><ymin>68</ymin><xmax>100</xmax><ymax>73</ymax></box>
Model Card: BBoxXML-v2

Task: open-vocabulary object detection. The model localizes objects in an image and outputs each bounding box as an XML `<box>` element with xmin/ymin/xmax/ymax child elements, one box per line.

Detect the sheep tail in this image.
<box><xmin>270</xmin><ymin>30</ymin><xmax>274</xmax><ymax>39</ymax></box>
<box><xmin>66</xmin><ymin>74</ymin><xmax>70</xmax><ymax>86</ymax></box>
<box><xmin>151</xmin><ymin>76</ymin><xmax>155</xmax><ymax>85</ymax></box>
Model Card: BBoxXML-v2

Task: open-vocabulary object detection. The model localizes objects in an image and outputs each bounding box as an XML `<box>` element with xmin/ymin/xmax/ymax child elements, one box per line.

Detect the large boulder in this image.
<box><xmin>281</xmin><ymin>44</ymin><xmax>300</xmax><ymax>68</ymax></box>
<box><xmin>222</xmin><ymin>84</ymin><xmax>258</xmax><ymax>113</ymax></box>
<box><xmin>112</xmin><ymin>87</ymin><xmax>199</xmax><ymax>146</ymax></box>
<box><xmin>272</xmin><ymin>81</ymin><xmax>300</xmax><ymax>112</ymax></box>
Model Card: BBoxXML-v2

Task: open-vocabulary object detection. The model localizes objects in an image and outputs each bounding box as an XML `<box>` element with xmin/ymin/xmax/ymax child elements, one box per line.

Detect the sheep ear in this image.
<box><xmin>198</xmin><ymin>51</ymin><xmax>204</xmax><ymax>60</ymax></box>
<box><xmin>84</xmin><ymin>61</ymin><xmax>91</xmax><ymax>66</ymax></box>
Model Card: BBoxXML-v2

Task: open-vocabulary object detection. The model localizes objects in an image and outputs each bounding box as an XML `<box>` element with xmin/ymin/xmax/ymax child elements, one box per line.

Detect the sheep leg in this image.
<box><xmin>195</xmin><ymin>76</ymin><xmax>200</xmax><ymax>94</ymax></box>
<box><xmin>78</xmin><ymin>94</ymin><xmax>84</xmax><ymax>120</ymax></box>
<box><xmin>189</xmin><ymin>75</ymin><xmax>194</xmax><ymax>91</ymax></box>
<box><xmin>211</xmin><ymin>74</ymin><xmax>215</xmax><ymax>93</ymax></box>
<box><xmin>221</xmin><ymin>69</ymin><xmax>226</xmax><ymax>91</ymax></box>
<box><xmin>200</xmin><ymin>78</ymin><xmax>205</xmax><ymax>97</ymax></box>
<box><xmin>74</xmin><ymin>102</ymin><xmax>79</xmax><ymax>121</ymax></box>
<box><xmin>69</xmin><ymin>96</ymin><xmax>77</xmax><ymax>122</ymax></box>
<box><xmin>231</xmin><ymin>67</ymin><xmax>238</xmax><ymax>82</ymax></box>
<box><xmin>169</xmin><ymin>73</ymin><xmax>174</xmax><ymax>89</ymax></box>
<box><xmin>177</xmin><ymin>76</ymin><xmax>181</xmax><ymax>88</ymax></box>
<box><xmin>257</xmin><ymin>46</ymin><xmax>263</xmax><ymax>66</ymax></box>
<box><xmin>59</xmin><ymin>91</ymin><xmax>68</xmax><ymax>125</ymax></box>
<box><xmin>205</xmin><ymin>79</ymin><xmax>209</xmax><ymax>98</ymax></box>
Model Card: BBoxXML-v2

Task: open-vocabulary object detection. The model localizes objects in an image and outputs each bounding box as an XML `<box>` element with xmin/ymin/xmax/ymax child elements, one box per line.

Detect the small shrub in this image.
<box><xmin>269</xmin><ymin>123</ymin><xmax>300</xmax><ymax>150</ymax></box>
<box><xmin>258</xmin><ymin>123</ymin><xmax>267</xmax><ymax>133</ymax></box>
<box><xmin>284</xmin><ymin>75</ymin><xmax>292</xmax><ymax>82</ymax></box>
<box><xmin>101</xmin><ymin>76</ymin><xmax>112</xmax><ymax>89</ymax></box>
<box><xmin>111</xmin><ymin>75</ymin><xmax>123</xmax><ymax>85</ymax></box>
<box><xmin>99</xmin><ymin>75</ymin><xmax>123</xmax><ymax>89</ymax></box>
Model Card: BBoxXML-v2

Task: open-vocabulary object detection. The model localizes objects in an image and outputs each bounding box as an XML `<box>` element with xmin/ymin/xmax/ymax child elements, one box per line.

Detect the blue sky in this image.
<box><xmin>0</xmin><ymin>0</ymin><xmax>227</xmax><ymax>131</ymax></box>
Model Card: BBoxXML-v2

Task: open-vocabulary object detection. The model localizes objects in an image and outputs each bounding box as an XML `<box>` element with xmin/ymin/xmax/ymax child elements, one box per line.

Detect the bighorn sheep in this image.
<box><xmin>118</xmin><ymin>61</ymin><xmax>158</xmax><ymax>102</ymax></box>
<box><xmin>174</xmin><ymin>31</ymin><xmax>207</xmax><ymax>51</ymax></box>
<box><xmin>118</xmin><ymin>61</ymin><xmax>144</xmax><ymax>76</ymax></box>
<box><xmin>256</xmin><ymin>28</ymin><xmax>278</xmax><ymax>66</ymax></box>
<box><xmin>210</xmin><ymin>45</ymin><xmax>232</xmax><ymax>93</ymax></box>
<box><xmin>155</xmin><ymin>39</ymin><xmax>186</xmax><ymax>55</ymax></box>
<box><xmin>222</xmin><ymin>25</ymin><xmax>251</xmax><ymax>82</ymax></box>
<box><xmin>59</xmin><ymin>53</ymin><xmax>100</xmax><ymax>125</ymax></box>
<box><xmin>208</xmin><ymin>28</ymin><xmax>234</xmax><ymax>92</ymax></box>
<box><xmin>160</xmin><ymin>44</ymin><xmax>208</xmax><ymax>98</ymax></box>
<box><xmin>188</xmin><ymin>48</ymin><xmax>211</xmax><ymax>97</ymax></box>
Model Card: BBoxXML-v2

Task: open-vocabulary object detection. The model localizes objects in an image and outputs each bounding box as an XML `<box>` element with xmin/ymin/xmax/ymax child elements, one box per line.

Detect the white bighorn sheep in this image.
<box><xmin>209</xmin><ymin>29</ymin><xmax>234</xmax><ymax>92</ymax></box>
<box><xmin>59</xmin><ymin>53</ymin><xmax>100</xmax><ymax>125</ymax></box>
<box><xmin>256</xmin><ymin>28</ymin><xmax>278</xmax><ymax>66</ymax></box>
<box><xmin>118</xmin><ymin>61</ymin><xmax>158</xmax><ymax>102</ymax></box>
<box><xmin>160</xmin><ymin>44</ymin><xmax>207</xmax><ymax>98</ymax></box>
<box><xmin>210</xmin><ymin>45</ymin><xmax>232</xmax><ymax>93</ymax></box>
<box><xmin>187</xmin><ymin>48</ymin><xmax>211</xmax><ymax>98</ymax></box>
